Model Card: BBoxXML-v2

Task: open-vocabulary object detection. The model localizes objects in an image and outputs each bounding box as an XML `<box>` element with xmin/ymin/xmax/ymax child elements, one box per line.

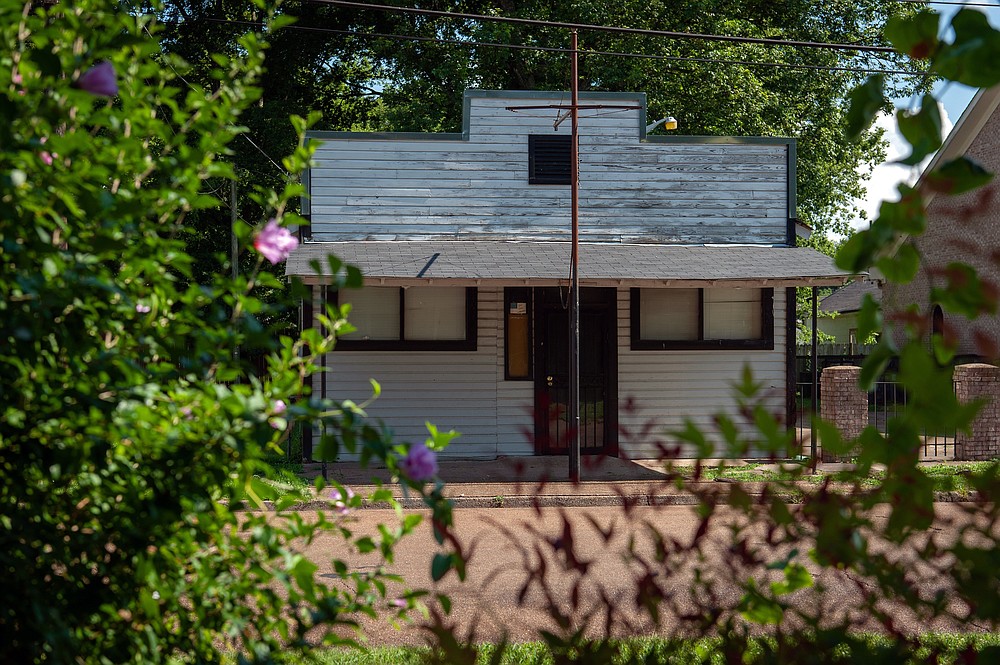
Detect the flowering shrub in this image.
<box><xmin>0</xmin><ymin>2</ymin><xmax>456</xmax><ymax>662</ymax></box>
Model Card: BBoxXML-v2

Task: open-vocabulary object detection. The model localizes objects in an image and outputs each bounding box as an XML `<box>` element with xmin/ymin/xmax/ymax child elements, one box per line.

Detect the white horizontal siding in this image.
<box><xmin>318</xmin><ymin>287</ymin><xmax>502</xmax><ymax>460</ymax></box>
<box><xmin>616</xmin><ymin>288</ymin><xmax>788</xmax><ymax>459</ymax></box>
<box><xmin>309</xmin><ymin>284</ymin><xmax>792</xmax><ymax>462</ymax></box>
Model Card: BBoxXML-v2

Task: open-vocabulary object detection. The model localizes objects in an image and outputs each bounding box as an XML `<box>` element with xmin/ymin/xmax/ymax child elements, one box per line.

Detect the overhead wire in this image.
<box><xmin>306</xmin><ymin>0</ymin><xmax>898</xmax><ymax>54</ymax></box>
<box><xmin>895</xmin><ymin>0</ymin><xmax>1000</xmax><ymax>7</ymax></box>
<box><xmin>208</xmin><ymin>19</ymin><xmax>924</xmax><ymax>78</ymax></box>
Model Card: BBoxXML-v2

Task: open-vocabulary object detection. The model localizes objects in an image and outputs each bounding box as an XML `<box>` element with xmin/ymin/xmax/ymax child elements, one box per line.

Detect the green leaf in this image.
<box><xmin>355</xmin><ymin>537</ymin><xmax>377</xmax><ymax>554</ymax></box>
<box><xmin>896</xmin><ymin>96</ymin><xmax>942</xmax><ymax>166</ymax></box>
<box><xmin>857</xmin><ymin>293</ymin><xmax>883</xmax><ymax>343</ymax></box>
<box><xmin>885</xmin><ymin>10</ymin><xmax>940</xmax><ymax>59</ymax></box>
<box><xmin>878</xmin><ymin>185</ymin><xmax>926</xmax><ymax>234</ymax></box>
<box><xmin>924</xmin><ymin>157</ymin><xmax>993</xmax><ymax>196</ymax></box>
<box><xmin>402</xmin><ymin>513</ymin><xmax>423</xmax><ymax>532</ymax></box>
<box><xmin>875</xmin><ymin>242</ymin><xmax>920</xmax><ymax>283</ymax></box>
<box><xmin>771</xmin><ymin>563</ymin><xmax>813</xmax><ymax>596</ymax></box>
<box><xmin>860</xmin><ymin>343</ymin><xmax>895</xmax><ymax>391</ymax></box>
<box><xmin>437</xmin><ymin>593</ymin><xmax>452</xmax><ymax>615</ymax></box>
<box><xmin>934</xmin><ymin>9</ymin><xmax>1000</xmax><ymax>87</ymax></box>
<box><xmin>845</xmin><ymin>75</ymin><xmax>886</xmax><ymax>141</ymax></box>
<box><xmin>738</xmin><ymin>582</ymin><xmax>784</xmax><ymax>625</ymax></box>
<box><xmin>813</xmin><ymin>417</ymin><xmax>849</xmax><ymax>456</ymax></box>
<box><xmin>835</xmin><ymin>231</ymin><xmax>871</xmax><ymax>273</ymax></box>
<box><xmin>431</xmin><ymin>553</ymin><xmax>453</xmax><ymax>582</ymax></box>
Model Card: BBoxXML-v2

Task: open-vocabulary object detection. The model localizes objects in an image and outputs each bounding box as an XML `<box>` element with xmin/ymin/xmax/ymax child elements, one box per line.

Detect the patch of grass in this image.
<box><xmin>668</xmin><ymin>461</ymin><xmax>996</xmax><ymax>498</ymax></box>
<box><xmin>286</xmin><ymin>634</ymin><xmax>1000</xmax><ymax>664</ymax></box>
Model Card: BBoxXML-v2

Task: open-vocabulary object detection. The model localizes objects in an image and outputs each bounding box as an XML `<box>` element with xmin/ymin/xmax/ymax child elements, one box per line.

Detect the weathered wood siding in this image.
<box><xmin>617</xmin><ymin>288</ymin><xmax>788</xmax><ymax>459</ymax></box>
<box><xmin>313</xmin><ymin>285</ymin><xmax>789</xmax><ymax>460</ymax></box>
<box><xmin>308</xmin><ymin>91</ymin><xmax>791</xmax><ymax>245</ymax></box>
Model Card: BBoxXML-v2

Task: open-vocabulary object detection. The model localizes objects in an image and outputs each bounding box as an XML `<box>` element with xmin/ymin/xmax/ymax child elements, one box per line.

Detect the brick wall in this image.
<box><xmin>819</xmin><ymin>365</ymin><xmax>866</xmax><ymax>462</ymax></box>
<box><xmin>954</xmin><ymin>363</ymin><xmax>1000</xmax><ymax>460</ymax></box>
<box><xmin>883</xmin><ymin>101</ymin><xmax>1000</xmax><ymax>357</ymax></box>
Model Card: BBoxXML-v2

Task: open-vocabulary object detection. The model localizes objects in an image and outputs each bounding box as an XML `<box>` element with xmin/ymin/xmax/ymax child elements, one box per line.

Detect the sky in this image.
<box><xmin>852</xmin><ymin>1</ymin><xmax>1000</xmax><ymax>232</ymax></box>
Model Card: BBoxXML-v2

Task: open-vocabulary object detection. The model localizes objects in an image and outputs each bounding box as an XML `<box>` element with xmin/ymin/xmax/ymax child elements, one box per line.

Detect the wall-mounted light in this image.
<box><xmin>645</xmin><ymin>116</ymin><xmax>678</xmax><ymax>132</ymax></box>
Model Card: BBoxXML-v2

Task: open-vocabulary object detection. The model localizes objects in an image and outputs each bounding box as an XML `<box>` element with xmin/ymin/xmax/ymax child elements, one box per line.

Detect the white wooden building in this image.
<box><xmin>287</xmin><ymin>90</ymin><xmax>849</xmax><ymax>460</ymax></box>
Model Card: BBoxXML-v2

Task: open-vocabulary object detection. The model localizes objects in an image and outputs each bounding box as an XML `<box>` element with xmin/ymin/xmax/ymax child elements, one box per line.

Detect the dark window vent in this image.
<box><xmin>528</xmin><ymin>134</ymin><xmax>572</xmax><ymax>185</ymax></box>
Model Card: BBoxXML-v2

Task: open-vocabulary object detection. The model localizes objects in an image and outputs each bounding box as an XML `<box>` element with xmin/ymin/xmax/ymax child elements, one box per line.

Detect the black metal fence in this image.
<box><xmin>794</xmin><ymin>352</ymin><xmax>966</xmax><ymax>459</ymax></box>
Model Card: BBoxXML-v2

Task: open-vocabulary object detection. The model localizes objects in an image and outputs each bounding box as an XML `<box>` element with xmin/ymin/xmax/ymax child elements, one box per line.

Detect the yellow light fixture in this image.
<box><xmin>645</xmin><ymin>116</ymin><xmax>678</xmax><ymax>132</ymax></box>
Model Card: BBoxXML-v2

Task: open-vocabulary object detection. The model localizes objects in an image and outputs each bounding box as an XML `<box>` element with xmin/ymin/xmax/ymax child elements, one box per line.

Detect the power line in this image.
<box><xmin>209</xmin><ymin>19</ymin><xmax>923</xmax><ymax>78</ymax></box>
<box><xmin>308</xmin><ymin>0</ymin><xmax>898</xmax><ymax>54</ymax></box>
<box><xmin>896</xmin><ymin>0</ymin><xmax>1000</xmax><ymax>7</ymax></box>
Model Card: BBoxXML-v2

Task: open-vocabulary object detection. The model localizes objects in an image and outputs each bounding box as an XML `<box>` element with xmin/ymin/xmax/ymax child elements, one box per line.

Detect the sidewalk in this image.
<box><xmin>300</xmin><ymin>456</ymin><xmax>978</xmax><ymax>509</ymax></box>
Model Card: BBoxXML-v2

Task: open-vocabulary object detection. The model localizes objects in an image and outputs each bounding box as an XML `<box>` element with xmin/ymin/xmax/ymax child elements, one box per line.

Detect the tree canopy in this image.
<box><xmin>156</xmin><ymin>0</ymin><xmax>921</xmax><ymax>239</ymax></box>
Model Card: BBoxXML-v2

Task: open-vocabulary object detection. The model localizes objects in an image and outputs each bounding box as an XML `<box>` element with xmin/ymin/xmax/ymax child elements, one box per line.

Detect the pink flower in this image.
<box><xmin>330</xmin><ymin>487</ymin><xmax>355</xmax><ymax>515</ymax></box>
<box><xmin>39</xmin><ymin>137</ymin><xmax>54</xmax><ymax>166</ymax></box>
<box><xmin>135</xmin><ymin>303</ymin><xmax>151</xmax><ymax>313</ymax></box>
<box><xmin>253</xmin><ymin>219</ymin><xmax>298</xmax><ymax>265</ymax></box>
<box><xmin>180</xmin><ymin>406</ymin><xmax>193</xmax><ymax>420</ymax></box>
<box><xmin>400</xmin><ymin>443</ymin><xmax>437</xmax><ymax>481</ymax></box>
<box><xmin>390</xmin><ymin>598</ymin><xmax>407</xmax><ymax>609</ymax></box>
<box><xmin>77</xmin><ymin>61</ymin><xmax>118</xmax><ymax>97</ymax></box>
<box><xmin>268</xmin><ymin>400</ymin><xmax>287</xmax><ymax>429</ymax></box>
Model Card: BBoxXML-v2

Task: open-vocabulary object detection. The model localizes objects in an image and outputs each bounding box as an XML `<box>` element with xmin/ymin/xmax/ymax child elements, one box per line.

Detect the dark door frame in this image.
<box><xmin>533</xmin><ymin>287</ymin><xmax>618</xmax><ymax>456</ymax></box>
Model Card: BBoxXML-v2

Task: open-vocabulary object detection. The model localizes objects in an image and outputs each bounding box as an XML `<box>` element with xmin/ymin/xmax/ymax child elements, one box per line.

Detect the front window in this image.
<box><xmin>335</xmin><ymin>286</ymin><xmax>477</xmax><ymax>351</ymax></box>
<box><xmin>631</xmin><ymin>287</ymin><xmax>773</xmax><ymax>350</ymax></box>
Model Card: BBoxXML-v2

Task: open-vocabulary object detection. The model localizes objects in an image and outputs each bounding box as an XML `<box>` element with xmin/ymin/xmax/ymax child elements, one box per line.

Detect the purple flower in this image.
<box><xmin>135</xmin><ymin>303</ymin><xmax>151</xmax><ymax>313</ymax></box>
<box><xmin>77</xmin><ymin>61</ymin><xmax>118</xmax><ymax>97</ymax></box>
<box><xmin>390</xmin><ymin>598</ymin><xmax>408</xmax><ymax>609</ymax></box>
<box><xmin>272</xmin><ymin>399</ymin><xmax>287</xmax><ymax>415</ymax></box>
<box><xmin>253</xmin><ymin>219</ymin><xmax>297</xmax><ymax>265</ymax></box>
<box><xmin>400</xmin><ymin>443</ymin><xmax>437</xmax><ymax>481</ymax></box>
<box><xmin>330</xmin><ymin>487</ymin><xmax>355</xmax><ymax>515</ymax></box>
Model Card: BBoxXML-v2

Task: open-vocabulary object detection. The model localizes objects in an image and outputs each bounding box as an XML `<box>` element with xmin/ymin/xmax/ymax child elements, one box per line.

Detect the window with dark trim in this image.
<box><xmin>504</xmin><ymin>287</ymin><xmax>533</xmax><ymax>380</ymax></box>
<box><xmin>630</xmin><ymin>287</ymin><xmax>774</xmax><ymax>350</ymax></box>
<box><xmin>332</xmin><ymin>286</ymin><xmax>477</xmax><ymax>351</ymax></box>
<box><xmin>528</xmin><ymin>134</ymin><xmax>572</xmax><ymax>185</ymax></box>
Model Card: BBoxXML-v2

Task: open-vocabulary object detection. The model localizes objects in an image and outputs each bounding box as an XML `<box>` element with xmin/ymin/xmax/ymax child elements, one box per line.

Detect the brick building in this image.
<box><xmin>883</xmin><ymin>86</ymin><xmax>1000</xmax><ymax>356</ymax></box>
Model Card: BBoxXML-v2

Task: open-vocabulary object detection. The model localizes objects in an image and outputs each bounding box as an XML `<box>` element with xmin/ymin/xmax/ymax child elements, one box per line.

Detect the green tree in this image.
<box><xmin>0</xmin><ymin>2</ymin><xmax>456</xmax><ymax>661</ymax></box>
<box><xmin>154</xmin><ymin>1</ymin><xmax>917</xmax><ymax>266</ymax></box>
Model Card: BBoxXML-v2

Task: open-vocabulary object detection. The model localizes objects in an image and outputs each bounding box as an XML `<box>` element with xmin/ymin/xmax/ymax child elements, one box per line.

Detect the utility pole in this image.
<box><xmin>506</xmin><ymin>32</ymin><xmax>640</xmax><ymax>482</ymax></box>
<box><xmin>567</xmin><ymin>29</ymin><xmax>581</xmax><ymax>482</ymax></box>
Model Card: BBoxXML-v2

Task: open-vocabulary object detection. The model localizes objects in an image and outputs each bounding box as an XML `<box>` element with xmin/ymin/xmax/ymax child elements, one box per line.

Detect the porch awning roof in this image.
<box><xmin>287</xmin><ymin>241</ymin><xmax>852</xmax><ymax>287</ymax></box>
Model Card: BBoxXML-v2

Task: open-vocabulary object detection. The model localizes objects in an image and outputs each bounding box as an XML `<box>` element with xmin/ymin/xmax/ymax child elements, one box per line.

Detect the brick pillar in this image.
<box><xmin>819</xmin><ymin>366</ymin><xmax>867</xmax><ymax>462</ymax></box>
<box><xmin>954</xmin><ymin>363</ymin><xmax>1000</xmax><ymax>461</ymax></box>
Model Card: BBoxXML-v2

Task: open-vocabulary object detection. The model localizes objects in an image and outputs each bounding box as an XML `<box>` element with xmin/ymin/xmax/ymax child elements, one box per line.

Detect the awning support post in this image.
<box><xmin>811</xmin><ymin>285</ymin><xmax>819</xmax><ymax>470</ymax></box>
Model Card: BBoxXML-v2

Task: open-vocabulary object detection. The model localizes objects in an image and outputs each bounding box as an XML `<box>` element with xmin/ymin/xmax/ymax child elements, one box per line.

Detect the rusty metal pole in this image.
<box><xmin>568</xmin><ymin>30</ymin><xmax>581</xmax><ymax>482</ymax></box>
<box><xmin>811</xmin><ymin>285</ymin><xmax>819</xmax><ymax>468</ymax></box>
